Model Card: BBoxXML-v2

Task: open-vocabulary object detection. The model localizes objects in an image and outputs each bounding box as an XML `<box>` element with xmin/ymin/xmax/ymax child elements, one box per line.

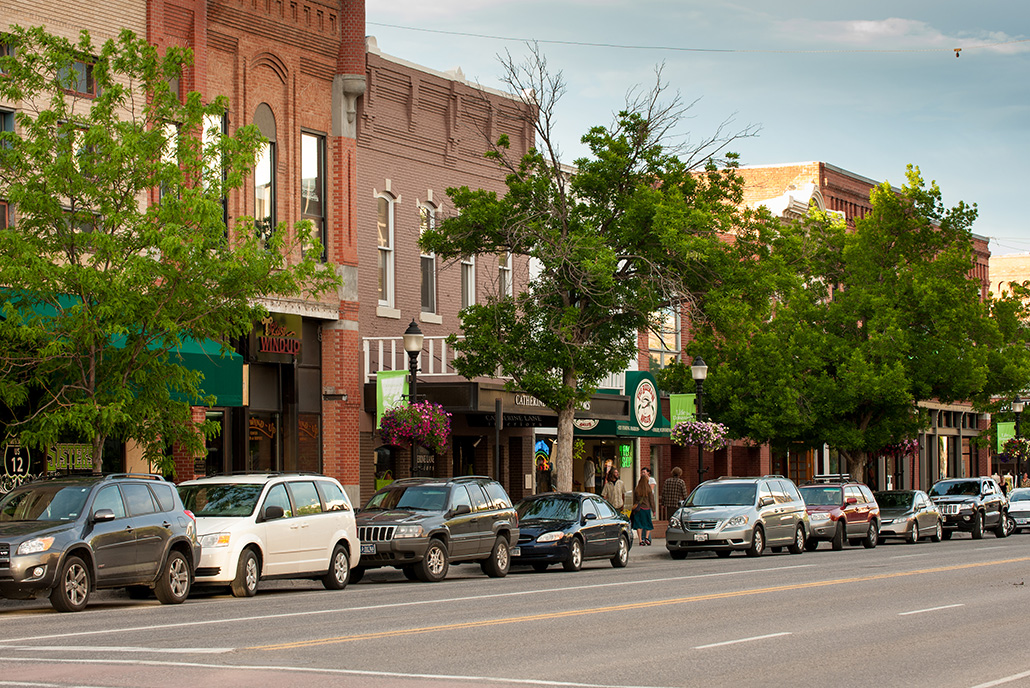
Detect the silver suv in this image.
<box><xmin>665</xmin><ymin>475</ymin><xmax>810</xmax><ymax>559</ymax></box>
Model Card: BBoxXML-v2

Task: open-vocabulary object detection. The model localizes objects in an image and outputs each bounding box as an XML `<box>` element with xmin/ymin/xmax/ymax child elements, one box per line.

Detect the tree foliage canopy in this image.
<box><xmin>0</xmin><ymin>26</ymin><xmax>339</xmax><ymax>472</ymax></box>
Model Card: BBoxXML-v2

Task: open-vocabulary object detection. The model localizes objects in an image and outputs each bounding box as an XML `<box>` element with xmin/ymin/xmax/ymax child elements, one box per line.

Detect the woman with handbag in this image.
<box><xmin>631</xmin><ymin>474</ymin><xmax>657</xmax><ymax>545</ymax></box>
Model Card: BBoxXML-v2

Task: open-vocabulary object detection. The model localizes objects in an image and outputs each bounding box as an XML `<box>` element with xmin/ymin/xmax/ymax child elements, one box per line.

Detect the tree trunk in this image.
<box><xmin>553</xmin><ymin>401</ymin><xmax>576</xmax><ymax>492</ymax></box>
<box><xmin>846</xmin><ymin>449</ymin><xmax>868</xmax><ymax>483</ymax></box>
<box><xmin>91</xmin><ymin>432</ymin><xmax>105</xmax><ymax>475</ymax></box>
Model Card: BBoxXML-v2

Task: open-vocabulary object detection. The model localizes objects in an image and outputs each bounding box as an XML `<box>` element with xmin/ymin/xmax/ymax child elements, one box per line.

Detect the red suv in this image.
<box><xmin>799</xmin><ymin>475</ymin><xmax>880</xmax><ymax>551</ymax></box>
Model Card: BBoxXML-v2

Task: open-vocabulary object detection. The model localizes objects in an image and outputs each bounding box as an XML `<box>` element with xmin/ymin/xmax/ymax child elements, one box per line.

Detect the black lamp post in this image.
<box><xmin>1013</xmin><ymin>397</ymin><xmax>1024</xmax><ymax>489</ymax></box>
<box><xmin>691</xmin><ymin>355</ymin><xmax>708</xmax><ymax>487</ymax></box>
<box><xmin>402</xmin><ymin>319</ymin><xmax>424</xmax><ymax>476</ymax></box>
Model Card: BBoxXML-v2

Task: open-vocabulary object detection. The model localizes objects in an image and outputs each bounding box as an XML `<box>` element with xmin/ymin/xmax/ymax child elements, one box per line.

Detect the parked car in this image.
<box><xmin>799</xmin><ymin>475</ymin><xmax>880</xmax><ymax>550</ymax></box>
<box><xmin>0</xmin><ymin>473</ymin><xmax>199</xmax><ymax>612</ymax></box>
<box><xmin>665</xmin><ymin>476</ymin><xmax>809</xmax><ymax>559</ymax></box>
<box><xmin>874</xmin><ymin>490</ymin><xmax>942</xmax><ymax>544</ymax></box>
<box><xmin>1008</xmin><ymin>488</ymin><xmax>1030</xmax><ymax>533</ymax></box>
<box><xmin>512</xmin><ymin>492</ymin><xmax>632</xmax><ymax>572</ymax></box>
<box><xmin>177</xmin><ymin>473</ymin><xmax>358</xmax><ymax>596</ymax></box>
<box><xmin>927</xmin><ymin>477</ymin><xmax>1011</xmax><ymax>539</ymax></box>
<box><xmin>354</xmin><ymin>476</ymin><xmax>519</xmax><ymax>583</ymax></box>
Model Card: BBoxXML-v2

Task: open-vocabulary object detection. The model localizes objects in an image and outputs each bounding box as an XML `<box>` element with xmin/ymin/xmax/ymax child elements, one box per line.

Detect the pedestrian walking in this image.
<box><xmin>642</xmin><ymin>466</ymin><xmax>658</xmax><ymax>510</ymax></box>
<box><xmin>602</xmin><ymin>468</ymin><xmax>625</xmax><ymax>511</ymax></box>
<box><xmin>661</xmin><ymin>467</ymin><xmax>688</xmax><ymax>520</ymax></box>
<box><xmin>631</xmin><ymin>474</ymin><xmax>657</xmax><ymax>545</ymax></box>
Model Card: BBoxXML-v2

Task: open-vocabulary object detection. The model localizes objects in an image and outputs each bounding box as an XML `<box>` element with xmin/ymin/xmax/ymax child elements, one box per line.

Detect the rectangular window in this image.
<box><xmin>0</xmin><ymin>40</ymin><xmax>10</xmax><ymax>75</ymax></box>
<box><xmin>461</xmin><ymin>255</ymin><xmax>475</xmax><ymax>310</ymax></box>
<box><xmin>254</xmin><ymin>141</ymin><xmax>275</xmax><ymax>242</ymax></box>
<box><xmin>0</xmin><ymin>201</ymin><xmax>8</xmax><ymax>230</ymax></box>
<box><xmin>420</xmin><ymin>204</ymin><xmax>436</xmax><ymax>313</ymax></box>
<box><xmin>377</xmin><ymin>196</ymin><xmax>394</xmax><ymax>306</ymax></box>
<box><xmin>498</xmin><ymin>251</ymin><xmax>512</xmax><ymax>297</ymax></box>
<box><xmin>202</xmin><ymin>113</ymin><xmax>228</xmax><ymax>226</ymax></box>
<box><xmin>301</xmin><ymin>132</ymin><xmax>326</xmax><ymax>261</ymax></box>
<box><xmin>648</xmin><ymin>306</ymin><xmax>681</xmax><ymax>368</ymax></box>
<box><xmin>58</xmin><ymin>59</ymin><xmax>95</xmax><ymax>97</ymax></box>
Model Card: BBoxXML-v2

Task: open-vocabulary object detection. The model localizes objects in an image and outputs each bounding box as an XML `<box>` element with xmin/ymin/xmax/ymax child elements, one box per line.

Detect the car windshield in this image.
<box><xmin>362</xmin><ymin>485</ymin><xmax>449</xmax><ymax>512</ymax></box>
<box><xmin>0</xmin><ymin>484</ymin><xmax>91</xmax><ymax>522</ymax></box>
<box><xmin>874</xmin><ymin>492</ymin><xmax>914</xmax><ymax>509</ymax></box>
<box><xmin>929</xmin><ymin>481</ymin><xmax>979</xmax><ymax>497</ymax></box>
<box><xmin>1009</xmin><ymin>489</ymin><xmax>1030</xmax><ymax>503</ymax></box>
<box><xmin>800</xmin><ymin>486</ymin><xmax>843</xmax><ymax>506</ymax></box>
<box><xmin>517</xmin><ymin>497</ymin><xmax>579</xmax><ymax>522</ymax></box>
<box><xmin>178</xmin><ymin>484</ymin><xmax>263</xmax><ymax>517</ymax></box>
<box><xmin>686</xmin><ymin>483</ymin><xmax>756</xmax><ymax>507</ymax></box>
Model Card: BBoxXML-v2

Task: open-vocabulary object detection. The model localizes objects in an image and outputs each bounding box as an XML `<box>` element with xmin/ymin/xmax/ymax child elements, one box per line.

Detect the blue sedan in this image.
<box><xmin>513</xmin><ymin>492</ymin><xmax>632</xmax><ymax>572</ymax></box>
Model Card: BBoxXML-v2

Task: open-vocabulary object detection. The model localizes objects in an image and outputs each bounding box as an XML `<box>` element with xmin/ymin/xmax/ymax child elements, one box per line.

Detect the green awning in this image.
<box><xmin>170</xmin><ymin>339</ymin><xmax>244</xmax><ymax>407</ymax></box>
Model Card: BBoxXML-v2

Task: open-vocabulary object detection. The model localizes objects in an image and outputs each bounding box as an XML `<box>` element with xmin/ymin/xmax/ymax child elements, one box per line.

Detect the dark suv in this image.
<box><xmin>799</xmin><ymin>475</ymin><xmax>881</xmax><ymax>550</ymax></box>
<box><xmin>353</xmin><ymin>476</ymin><xmax>519</xmax><ymax>582</ymax></box>
<box><xmin>0</xmin><ymin>474</ymin><xmax>200</xmax><ymax>612</ymax></box>
<box><xmin>928</xmin><ymin>477</ymin><xmax>1011</xmax><ymax>539</ymax></box>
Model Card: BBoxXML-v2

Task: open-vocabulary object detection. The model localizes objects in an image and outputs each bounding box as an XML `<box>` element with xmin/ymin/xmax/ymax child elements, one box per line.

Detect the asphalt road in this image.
<box><xmin>2</xmin><ymin>532</ymin><xmax>1030</xmax><ymax>688</ymax></box>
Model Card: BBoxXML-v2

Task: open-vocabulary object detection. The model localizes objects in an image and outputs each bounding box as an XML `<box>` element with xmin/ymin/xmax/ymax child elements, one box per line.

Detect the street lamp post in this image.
<box><xmin>402</xmin><ymin>320</ymin><xmax>424</xmax><ymax>477</ymax></box>
<box><xmin>1013</xmin><ymin>397</ymin><xmax>1024</xmax><ymax>489</ymax></box>
<box><xmin>691</xmin><ymin>356</ymin><xmax>709</xmax><ymax>488</ymax></box>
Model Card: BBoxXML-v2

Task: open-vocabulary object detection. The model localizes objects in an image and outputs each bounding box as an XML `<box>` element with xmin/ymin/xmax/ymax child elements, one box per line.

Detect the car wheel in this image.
<box><xmin>481</xmin><ymin>536</ymin><xmax>511</xmax><ymax>578</ymax></box>
<box><xmin>788</xmin><ymin>525</ymin><xmax>806</xmax><ymax>554</ymax></box>
<box><xmin>562</xmin><ymin>538</ymin><xmax>584</xmax><ymax>572</ymax></box>
<box><xmin>715</xmin><ymin>550</ymin><xmax>732</xmax><ymax>558</ymax></box>
<box><xmin>415</xmin><ymin>540</ymin><xmax>449</xmax><ymax>582</ymax></box>
<box><xmin>971</xmin><ymin>511</ymin><xmax>984</xmax><ymax>540</ymax></box>
<box><xmin>863</xmin><ymin>522</ymin><xmax>878</xmax><ymax>549</ymax></box>
<box><xmin>997</xmin><ymin>513</ymin><xmax>1014</xmax><ymax>538</ymax></box>
<box><xmin>321</xmin><ymin>544</ymin><xmax>350</xmax><ymax>590</ymax></box>
<box><xmin>350</xmin><ymin>567</ymin><xmax>365</xmax><ymax>584</ymax></box>
<box><xmin>611</xmin><ymin>535</ymin><xmax>630</xmax><ymax>568</ymax></box>
<box><xmin>50</xmin><ymin>555</ymin><xmax>90</xmax><ymax>613</ymax></box>
<box><xmin>532</xmin><ymin>563</ymin><xmax>550</xmax><ymax>572</ymax></box>
<box><xmin>831</xmin><ymin>520</ymin><xmax>845</xmax><ymax>551</ymax></box>
<box><xmin>230</xmin><ymin>549</ymin><xmax>260</xmax><ymax>598</ymax></box>
<box><xmin>670</xmin><ymin>549</ymin><xmax>688</xmax><ymax>560</ymax></box>
<box><xmin>930</xmin><ymin>520</ymin><xmax>943</xmax><ymax>542</ymax></box>
<box><xmin>154</xmin><ymin>551</ymin><xmax>191</xmax><ymax>605</ymax></box>
<box><xmin>805</xmin><ymin>538</ymin><xmax>819</xmax><ymax>551</ymax></box>
<box><xmin>745</xmin><ymin>526</ymin><xmax>765</xmax><ymax>557</ymax></box>
<box><xmin>906</xmin><ymin>522</ymin><xmax>919</xmax><ymax>544</ymax></box>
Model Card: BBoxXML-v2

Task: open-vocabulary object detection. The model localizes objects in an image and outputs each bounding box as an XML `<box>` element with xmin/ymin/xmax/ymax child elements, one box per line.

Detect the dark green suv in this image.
<box><xmin>353</xmin><ymin>476</ymin><xmax>519</xmax><ymax>582</ymax></box>
<box><xmin>0</xmin><ymin>474</ymin><xmax>200</xmax><ymax>612</ymax></box>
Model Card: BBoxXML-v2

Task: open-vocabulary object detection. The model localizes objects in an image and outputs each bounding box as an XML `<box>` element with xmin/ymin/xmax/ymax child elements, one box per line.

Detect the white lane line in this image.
<box><xmin>694</xmin><ymin>632</ymin><xmax>791</xmax><ymax>650</ymax></box>
<box><xmin>0</xmin><ymin>645</ymin><xmax>233</xmax><ymax>654</ymax></box>
<box><xmin>898</xmin><ymin>603</ymin><xmax>964</xmax><ymax>616</ymax></box>
<box><xmin>2</xmin><ymin>564</ymin><xmax>816</xmax><ymax>644</ymax></box>
<box><xmin>968</xmin><ymin>669</ymin><xmax>1030</xmax><ymax>688</ymax></box>
<box><xmin>0</xmin><ymin>656</ymin><xmax>679</xmax><ymax>688</ymax></box>
<box><xmin>890</xmin><ymin>552</ymin><xmax>936</xmax><ymax>559</ymax></box>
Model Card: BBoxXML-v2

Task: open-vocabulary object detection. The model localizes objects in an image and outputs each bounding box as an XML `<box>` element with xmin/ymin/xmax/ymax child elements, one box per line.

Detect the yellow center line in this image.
<box><xmin>250</xmin><ymin>556</ymin><xmax>1030</xmax><ymax>652</ymax></box>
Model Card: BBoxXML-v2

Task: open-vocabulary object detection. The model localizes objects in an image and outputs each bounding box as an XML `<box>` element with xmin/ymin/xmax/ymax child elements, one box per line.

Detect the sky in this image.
<box><xmin>365</xmin><ymin>0</ymin><xmax>1030</xmax><ymax>256</ymax></box>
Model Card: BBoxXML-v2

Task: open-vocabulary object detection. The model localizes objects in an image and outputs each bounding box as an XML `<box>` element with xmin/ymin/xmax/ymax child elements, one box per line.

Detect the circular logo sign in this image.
<box><xmin>634</xmin><ymin>379</ymin><xmax>658</xmax><ymax>431</ymax></box>
<box><xmin>573</xmin><ymin>418</ymin><xmax>599</xmax><ymax>431</ymax></box>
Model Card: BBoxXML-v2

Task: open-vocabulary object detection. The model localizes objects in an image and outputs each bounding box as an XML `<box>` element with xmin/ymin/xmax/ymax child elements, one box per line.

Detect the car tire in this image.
<box><xmin>745</xmin><ymin>526</ymin><xmax>765</xmax><ymax>557</ymax></box>
<box><xmin>532</xmin><ymin>563</ymin><xmax>550</xmax><ymax>572</ymax></box>
<box><xmin>930</xmin><ymin>519</ymin><xmax>943</xmax><ymax>542</ymax></box>
<box><xmin>971</xmin><ymin>511</ymin><xmax>984</xmax><ymax>540</ymax></box>
<box><xmin>562</xmin><ymin>538</ymin><xmax>584</xmax><ymax>572</ymax></box>
<box><xmin>831</xmin><ymin>521</ymin><xmax>845</xmax><ymax>551</ymax></box>
<box><xmin>154</xmin><ymin>551</ymin><xmax>191</xmax><ymax>605</ymax></box>
<box><xmin>670</xmin><ymin>549</ymin><xmax>688</xmax><ymax>560</ymax></box>
<box><xmin>230</xmin><ymin>549</ymin><xmax>260</xmax><ymax>598</ymax></box>
<box><xmin>350</xmin><ymin>567</ymin><xmax>365</xmax><ymax>584</ymax></box>
<box><xmin>788</xmin><ymin>525</ymin><xmax>806</xmax><ymax>554</ymax></box>
<box><xmin>715</xmin><ymin>550</ymin><xmax>732</xmax><ymax>558</ymax></box>
<box><xmin>906</xmin><ymin>522</ymin><xmax>919</xmax><ymax>544</ymax></box>
<box><xmin>863</xmin><ymin>522</ymin><xmax>878</xmax><ymax>549</ymax></box>
<box><xmin>997</xmin><ymin>513</ymin><xmax>1014</xmax><ymax>538</ymax></box>
<box><xmin>610</xmin><ymin>535</ymin><xmax>630</xmax><ymax>568</ymax></box>
<box><xmin>415</xmin><ymin>540</ymin><xmax>449</xmax><ymax>582</ymax></box>
<box><xmin>805</xmin><ymin>538</ymin><xmax>819</xmax><ymax>551</ymax></box>
<box><xmin>50</xmin><ymin>555</ymin><xmax>91</xmax><ymax>613</ymax></box>
<box><xmin>321</xmin><ymin>544</ymin><xmax>350</xmax><ymax>590</ymax></box>
<box><xmin>481</xmin><ymin>536</ymin><xmax>511</xmax><ymax>578</ymax></box>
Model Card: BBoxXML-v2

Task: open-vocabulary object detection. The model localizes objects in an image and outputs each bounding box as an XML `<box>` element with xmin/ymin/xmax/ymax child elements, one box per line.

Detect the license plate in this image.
<box><xmin>510</xmin><ymin>547</ymin><xmax>520</xmax><ymax>557</ymax></box>
<box><xmin>1018</xmin><ymin>519</ymin><xmax>1029</xmax><ymax>525</ymax></box>
<box><xmin>360</xmin><ymin>543</ymin><xmax>376</xmax><ymax>555</ymax></box>
<box><xmin>694</xmin><ymin>533</ymin><xmax>708</xmax><ymax>542</ymax></box>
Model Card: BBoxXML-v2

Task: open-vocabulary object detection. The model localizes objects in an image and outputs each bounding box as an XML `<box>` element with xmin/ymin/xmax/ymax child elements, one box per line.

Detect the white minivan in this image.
<box><xmin>177</xmin><ymin>473</ymin><xmax>359</xmax><ymax>596</ymax></box>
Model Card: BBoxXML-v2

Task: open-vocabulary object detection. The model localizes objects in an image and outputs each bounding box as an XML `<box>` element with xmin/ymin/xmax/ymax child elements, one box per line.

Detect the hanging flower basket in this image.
<box><xmin>380</xmin><ymin>401</ymin><xmax>452</xmax><ymax>455</ymax></box>
<box><xmin>880</xmin><ymin>439</ymin><xmax>918</xmax><ymax>459</ymax></box>
<box><xmin>1002</xmin><ymin>437</ymin><xmax>1030</xmax><ymax>463</ymax></box>
<box><xmin>670</xmin><ymin>420</ymin><xmax>729</xmax><ymax>451</ymax></box>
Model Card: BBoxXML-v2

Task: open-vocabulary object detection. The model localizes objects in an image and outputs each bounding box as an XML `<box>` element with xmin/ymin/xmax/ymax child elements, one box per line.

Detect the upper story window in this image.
<box><xmin>419</xmin><ymin>203</ymin><xmax>437</xmax><ymax>313</ymax></box>
<box><xmin>648</xmin><ymin>306</ymin><xmax>681</xmax><ymax>369</ymax></box>
<box><xmin>58</xmin><ymin>59</ymin><xmax>95</xmax><ymax>97</ymax></box>
<box><xmin>498</xmin><ymin>251</ymin><xmax>513</xmax><ymax>297</ymax></box>
<box><xmin>377</xmin><ymin>194</ymin><xmax>395</xmax><ymax>307</ymax></box>
<box><xmin>0</xmin><ymin>39</ymin><xmax>11</xmax><ymax>75</ymax></box>
<box><xmin>0</xmin><ymin>200</ymin><xmax>8</xmax><ymax>230</ymax></box>
<box><xmin>253</xmin><ymin>104</ymin><xmax>276</xmax><ymax>243</ymax></box>
<box><xmin>301</xmin><ymin>131</ymin><xmax>326</xmax><ymax>261</ymax></box>
<box><xmin>461</xmin><ymin>255</ymin><xmax>476</xmax><ymax>310</ymax></box>
<box><xmin>202</xmin><ymin>112</ymin><xmax>228</xmax><ymax>226</ymax></box>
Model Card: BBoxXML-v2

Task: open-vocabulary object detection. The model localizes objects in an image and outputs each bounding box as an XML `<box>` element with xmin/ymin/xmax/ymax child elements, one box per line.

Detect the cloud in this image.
<box><xmin>775</xmin><ymin>17</ymin><xmax>1029</xmax><ymax>55</ymax></box>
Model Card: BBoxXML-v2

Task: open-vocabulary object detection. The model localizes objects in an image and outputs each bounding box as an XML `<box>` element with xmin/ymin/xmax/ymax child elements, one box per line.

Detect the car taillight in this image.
<box><xmin>184</xmin><ymin>509</ymin><xmax>196</xmax><ymax>522</ymax></box>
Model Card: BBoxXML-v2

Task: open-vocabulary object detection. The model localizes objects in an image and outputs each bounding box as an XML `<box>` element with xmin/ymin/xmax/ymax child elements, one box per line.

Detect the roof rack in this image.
<box><xmin>806</xmin><ymin>474</ymin><xmax>852</xmax><ymax>484</ymax></box>
<box><xmin>105</xmin><ymin>473</ymin><xmax>167</xmax><ymax>481</ymax></box>
<box><xmin>205</xmin><ymin>471</ymin><xmax>323</xmax><ymax>477</ymax></box>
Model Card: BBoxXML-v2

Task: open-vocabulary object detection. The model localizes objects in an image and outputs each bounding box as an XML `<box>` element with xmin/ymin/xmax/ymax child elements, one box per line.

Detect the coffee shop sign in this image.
<box><xmin>258</xmin><ymin>317</ymin><xmax>301</xmax><ymax>356</ymax></box>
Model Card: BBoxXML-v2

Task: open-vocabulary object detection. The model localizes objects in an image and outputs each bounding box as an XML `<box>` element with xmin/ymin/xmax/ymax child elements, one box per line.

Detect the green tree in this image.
<box><xmin>0</xmin><ymin>27</ymin><xmax>339</xmax><ymax>473</ymax></box>
<box><xmin>420</xmin><ymin>52</ymin><xmax>759</xmax><ymax>491</ymax></box>
<box><xmin>686</xmin><ymin>166</ymin><xmax>1030</xmax><ymax>479</ymax></box>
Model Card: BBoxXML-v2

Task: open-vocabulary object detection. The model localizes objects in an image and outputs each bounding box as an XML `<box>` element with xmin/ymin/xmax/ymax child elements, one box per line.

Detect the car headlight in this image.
<box><xmin>880</xmin><ymin>518</ymin><xmax>894</xmax><ymax>525</ymax></box>
<box><xmin>16</xmin><ymin>537</ymin><xmax>55</xmax><ymax>555</ymax></box>
<box><xmin>199</xmin><ymin>532</ymin><xmax>231</xmax><ymax>548</ymax></box>
<box><xmin>393</xmin><ymin>524</ymin><xmax>424</xmax><ymax>538</ymax></box>
<box><xmin>536</xmin><ymin>531</ymin><xmax>565</xmax><ymax>543</ymax></box>
<box><xmin>725</xmin><ymin>515</ymin><xmax>748</xmax><ymax>527</ymax></box>
<box><xmin>809</xmin><ymin>513</ymin><xmax>831</xmax><ymax>522</ymax></box>
<box><xmin>669</xmin><ymin>515</ymin><xmax>683</xmax><ymax>529</ymax></box>
<box><xmin>959</xmin><ymin>505</ymin><xmax>973</xmax><ymax>513</ymax></box>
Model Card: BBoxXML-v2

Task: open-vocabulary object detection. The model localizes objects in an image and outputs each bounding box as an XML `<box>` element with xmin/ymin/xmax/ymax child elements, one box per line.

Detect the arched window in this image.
<box><xmin>253</xmin><ymin>103</ymin><xmax>276</xmax><ymax>243</ymax></box>
<box><xmin>377</xmin><ymin>193</ymin><xmax>395</xmax><ymax>307</ymax></box>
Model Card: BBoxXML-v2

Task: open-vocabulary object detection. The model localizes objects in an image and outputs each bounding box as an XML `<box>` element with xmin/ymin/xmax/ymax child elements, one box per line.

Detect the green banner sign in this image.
<box><xmin>376</xmin><ymin>370</ymin><xmax>409</xmax><ymax>429</ymax></box>
<box><xmin>998</xmin><ymin>421</ymin><xmax>1016</xmax><ymax>452</ymax></box>
<box><xmin>670</xmin><ymin>394</ymin><xmax>696</xmax><ymax>425</ymax></box>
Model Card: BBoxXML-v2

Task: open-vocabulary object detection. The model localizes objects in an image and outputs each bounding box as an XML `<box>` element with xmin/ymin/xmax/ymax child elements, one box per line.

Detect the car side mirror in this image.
<box><xmin>583</xmin><ymin>513</ymin><xmax>597</xmax><ymax>523</ymax></box>
<box><xmin>451</xmin><ymin>504</ymin><xmax>471</xmax><ymax>516</ymax></box>
<box><xmin>759</xmin><ymin>496</ymin><xmax>775</xmax><ymax>508</ymax></box>
<box><xmin>262</xmin><ymin>505</ymin><xmax>285</xmax><ymax>521</ymax></box>
<box><xmin>845</xmin><ymin>497</ymin><xmax>858</xmax><ymax>505</ymax></box>
<box><xmin>92</xmin><ymin>508</ymin><xmax>116</xmax><ymax>523</ymax></box>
